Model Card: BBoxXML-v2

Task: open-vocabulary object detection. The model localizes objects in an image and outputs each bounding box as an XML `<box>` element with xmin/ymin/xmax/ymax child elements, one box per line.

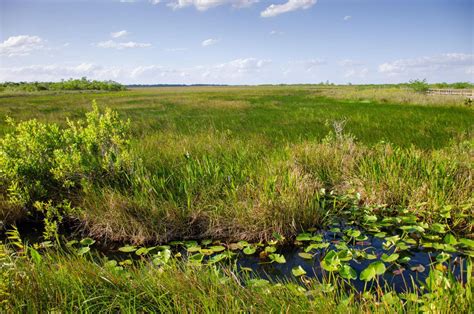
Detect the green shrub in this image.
<box><xmin>408</xmin><ymin>79</ymin><xmax>430</xmax><ymax>93</ymax></box>
<box><xmin>0</xmin><ymin>102</ymin><xmax>132</xmax><ymax>220</ymax></box>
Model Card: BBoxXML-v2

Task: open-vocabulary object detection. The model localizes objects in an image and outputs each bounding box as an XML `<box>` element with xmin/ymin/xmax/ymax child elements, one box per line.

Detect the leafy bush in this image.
<box><xmin>0</xmin><ymin>102</ymin><xmax>132</xmax><ymax>218</ymax></box>
<box><xmin>408</xmin><ymin>79</ymin><xmax>430</xmax><ymax>93</ymax></box>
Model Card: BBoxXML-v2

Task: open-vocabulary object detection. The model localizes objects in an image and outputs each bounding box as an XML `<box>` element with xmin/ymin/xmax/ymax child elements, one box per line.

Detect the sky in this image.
<box><xmin>0</xmin><ymin>0</ymin><xmax>473</xmax><ymax>84</ymax></box>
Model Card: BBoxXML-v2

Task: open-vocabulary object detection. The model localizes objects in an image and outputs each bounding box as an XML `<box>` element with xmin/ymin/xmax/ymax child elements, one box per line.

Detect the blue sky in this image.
<box><xmin>0</xmin><ymin>0</ymin><xmax>472</xmax><ymax>84</ymax></box>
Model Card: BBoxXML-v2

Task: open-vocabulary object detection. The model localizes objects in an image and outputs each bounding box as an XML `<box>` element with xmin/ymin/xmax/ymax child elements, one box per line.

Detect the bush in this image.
<box><xmin>408</xmin><ymin>79</ymin><xmax>430</xmax><ymax>93</ymax></box>
<box><xmin>0</xmin><ymin>102</ymin><xmax>132</xmax><ymax>218</ymax></box>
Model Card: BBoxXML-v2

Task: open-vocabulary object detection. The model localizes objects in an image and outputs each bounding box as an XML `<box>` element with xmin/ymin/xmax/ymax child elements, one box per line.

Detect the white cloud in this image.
<box><xmin>201</xmin><ymin>38</ymin><xmax>219</xmax><ymax>47</ymax></box>
<box><xmin>378</xmin><ymin>53</ymin><xmax>474</xmax><ymax>76</ymax></box>
<box><xmin>111</xmin><ymin>30</ymin><xmax>130</xmax><ymax>38</ymax></box>
<box><xmin>97</xmin><ymin>40</ymin><xmax>151</xmax><ymax>49</ymax></box>
<box><xmin>149</xmin><ymin>0</ymin><xmax>161</xmax><ymax>4</ymax></box>
<box><xmin>343</xmin><ymin>15</ymin><xmax>351</xmax><ymax>21</ymax></box>
<box><xmin>167</xmin><ymin>0</ymin><xmax>258</xmax><ymax>11</ymax></box>
<box><xmin>261</xmin><ymin>0</ymin><xmax>316</xmax><ymax>18</ymax></box>
<box><xmin>270</xmin><ymin>30</ymin><xmax>284</xmax><ymax>35</ymax></box>
<box><xmin>0</xmin><ymin>35</ymin><xmax>45</xmax><ymax>57</ymax></box>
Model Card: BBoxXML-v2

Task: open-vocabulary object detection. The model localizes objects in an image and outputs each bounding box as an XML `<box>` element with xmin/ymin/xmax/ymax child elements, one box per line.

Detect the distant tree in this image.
<box><xmin>408</xmin><ymin>79</ymin><xmax>430</xmax><ymax>93</ymax></box>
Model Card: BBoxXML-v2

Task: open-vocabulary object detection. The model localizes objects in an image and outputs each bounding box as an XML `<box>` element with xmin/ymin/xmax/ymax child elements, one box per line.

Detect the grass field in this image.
<box><xmin>1</xmin><ymin>85</ymin><xmax>473</xmax><ymax>312</ymax></box>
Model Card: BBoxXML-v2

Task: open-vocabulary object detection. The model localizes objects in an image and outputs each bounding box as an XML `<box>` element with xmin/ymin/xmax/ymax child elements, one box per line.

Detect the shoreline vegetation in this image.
<box><xmin>0</xmin><ymin>84</ymin><xmax>473</xmax><ymax>312</ymax></box>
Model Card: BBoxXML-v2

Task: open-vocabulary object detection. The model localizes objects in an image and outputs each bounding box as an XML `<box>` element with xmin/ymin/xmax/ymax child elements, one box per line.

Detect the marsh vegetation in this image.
<box><xmin>0</xmin><ymin>85</ymin><xmax>472</xmax><ymax>312</ymax></box>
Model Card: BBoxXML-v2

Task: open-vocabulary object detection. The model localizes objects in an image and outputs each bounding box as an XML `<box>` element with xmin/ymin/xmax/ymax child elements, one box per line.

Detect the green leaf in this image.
<box><xmin>305</xmin><ymin>242</ymin><xmax>329</xmax><ymax>252</ymax></box>
<box><xmin>360</xmin><ymin>266</ymin><xmax>376</xmax><ymax>281</ymax></box>
<box><xmin>430</xmin><ymin>223</ymin><xmax>447</xmax><ymax>234</ymax></box>
<box><xmin>118</xmin><ymin>245</ymin><xmax>137</xmax><ymax>253</ymax></box>
<box><xmin>296</xmin><ymin>233</ymin><xmax>312</xmax><ymax>241</ymax></box>
<box><xmin>209</xmin><ymin>245</ymin><xmax>226</xmax><ymax>253</ymax></box>
<box><xmin>292</xmin><ymin>266</ymin><xmax>307</xmax><ymax>277</ymax></box>
<box><xmin>298</xmin><ymin>252</ymin><xmax>313</xmax><ymax>260</ymax></box>
<box><xmin>345</xmin><ymin>229</ymin><xmax>361</xmax><ymax>238</ymax></box>
<box><xmin>243</xmin><ymin>246</ymin><xmax>256</xmax><ymax>255</ymax></box>
<box><xmin>80</xmin><ymin>238</ymin><xmax>95</xmax><ymax>246</ymax></box>
<box><xmin>29</xmin><ymin>247</ymin><xmax>42</xmax><ymax>264</ymax></box>
<box><xmin>459</xmin><ymin>238</ymin><xmax>474</xmax><ymax>249</ymax></box>
<box><xmin>339</xmin><ymin>264</ymin><xmax>357</xmax><ymax>280</ymax></box>
<box><xmin>436</xmin><ymin>252</ymin><xmax>450</xmax><ymax>263</ymax></box>
<box><xmin>264</xmin><ymin>246</ymin><xmax>277</xmax><ymax>253</ymax></box>
<box><xmin>443</xmin><ymin>234</ymin><xmax>457</xmax><ymax>245</ymax></box>
<box><xmin>77</xmin><ymin>246</ymin><xmax>90</xmax><ymax>256</ymax></box>
<box><xmin>381</xmin><ymin>253</ymin><xmax>399</xmax><ymax>263</ymax></box>
<box><xmin>269</xmin><ymin>254</ymin><xmax>286</xmax><ymax>264</ymax></box>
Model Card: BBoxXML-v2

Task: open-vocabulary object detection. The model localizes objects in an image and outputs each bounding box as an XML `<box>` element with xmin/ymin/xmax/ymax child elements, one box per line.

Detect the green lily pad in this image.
<box><xmin>269</xmin><ymin>254</ymin><xmax>286</xmax><ymax>264</ymax></box>
<box><xmin>209</xmin><ymin>245</ymin><xmax>226</xmax><ymax>252</ymax></box>
<box><xmin>298</xmin><ymin>252</ymin><xmax>313</xmax><ymax>260</ymax></box>
<box><xmin>339</xmin><ymin>264</ymin><xmax>357</xmax><ymax>280</ymax></box>
<box><xmin>243</xmin><ymin>246</ymin><xmax>256</xmax><ymax>255</ymax></box>
<box><xmin>292</xmin><ymin>266</ymin><xmax>307</xmax><ymax>277</ymax></box>
<box><xmin>381</xmin><ymin>253</ymin><xmax>399</xmax><ymax>263</ymax></box>
<box><xmin>296</xmin><ymin>233</ymin><xmax>313</xmax><ymax>241</ymax></box>
<box><xmin>118</xmin><ymin>245</ymin><xmax>137</xmax><ymax>253</ymax></box>
<box><xmin>80</xmin><ymin>238</ymin><xmax>95</xmax><ymax>246</ymax></box>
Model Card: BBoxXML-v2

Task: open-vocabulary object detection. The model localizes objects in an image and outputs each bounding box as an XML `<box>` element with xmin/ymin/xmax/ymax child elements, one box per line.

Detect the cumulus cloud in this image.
<box><xmin>201</xmin><ymin>38</ymin><xmax>219</xmax><ymax>47</ymax></box>
<box><xmin>97</xmin><ymin>40</ymin><xmax>151</xmax><ymax>49</ymax></box>
<box><xmin>0</xmin><ymin>35</ymin><xmax>45</xmax><ymax>57</ymax></box>
<box><xmin>378</xmin><ymin>53</ymin><xmax>474</xmax><ymax>76</ymax></box>
<box><xmin>343</xmin><ymin>15</ymin><xmax>351</xmax><ymax>21</ymax></box>
<box><xmin>111</xmin><ymin>30</ymin><xmax>130</xmax><ymax>38</ymax></box>
<box><xmin>167</xmin><ymin>0</ymin><xmax>258</xmax><ymax>11</ymax></box>
<box><xmin>261</xmin><ymin>0</ymin><xmax>316</xmax><ymax>18</ymax></box>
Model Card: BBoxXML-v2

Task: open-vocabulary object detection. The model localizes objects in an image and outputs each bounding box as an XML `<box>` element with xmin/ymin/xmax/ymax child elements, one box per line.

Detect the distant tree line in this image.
<box><xmin>0</xmin><ymin>77</ymin><xmax>126</xmax><ymax>92</ymax></box>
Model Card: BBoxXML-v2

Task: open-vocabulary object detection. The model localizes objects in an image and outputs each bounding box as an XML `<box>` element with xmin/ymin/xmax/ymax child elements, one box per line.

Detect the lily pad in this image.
<box><xmin>339</xmin><ymin>264</ymin><xmax>357</xmax><ymax>280</ymax></box>
<box><xmin>381</xmin><ymin>253</ymin><xmax>399</xmax><ymax>263</ymax></box>
<box><xmin>298</xmin><ymin>252</ymin><xmax>313</xmax><ymax>260</ymax></box>
<box><xmin>292</xmin><ymin>266</ymin><xmax>307</xmax><ymax>277</ymax></box>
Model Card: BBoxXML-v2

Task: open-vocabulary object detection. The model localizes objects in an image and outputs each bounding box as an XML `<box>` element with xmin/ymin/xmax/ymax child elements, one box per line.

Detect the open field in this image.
<box><xmin>1</xmin><ymin>85</ymin><xmax>473</xmax><ymax>312</ymax></box>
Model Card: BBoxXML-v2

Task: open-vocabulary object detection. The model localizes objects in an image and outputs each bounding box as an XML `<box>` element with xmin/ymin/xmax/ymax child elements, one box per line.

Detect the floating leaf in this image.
<box><xmin>188</xmin><ymin>253</ymin><xmax>204</xmax><ymax>264</ymax></box>
<box><xmin>398</xmin><ymin>256</ymin><xmax>411</xmax><ymax>263</ymax></box>
<box><xmin>305</xmin><ymin>242</ymin><xmax>329</xmax><ymax>252</ymax></box>
<box><xmin>186</xmin><ymin>245</ymin><xmax>201</xmax><ymax>253</ymax></box>
<box><xmin>292</xmin><ymin>266</ymin><xmax>307</xmax><ymax>277</ymax></box>
<box><xmin>209</xmin><ymin>245</ymin><xmax>226</xmax><ymax>253</ymax></box>
<box><xmin>364</xmin><ymin>215</ymin><xmax>377</xmax><ymax>223</ymax></box>
<box><xmin>360</xmin><ymin>265</ymin><xmax>376</xmax><ymax>281</ymax></box>
<box><xmin>381</xmin><ymin>253</ymin><xmax>399</xmax><ymax>263</ymax></box>
<box><xmin>243</xmin><ymin>246</ymin><xmax>256</xmax><ymax>255</ymax></box>
<box><xmin>410</xmin><ymin>264</ymin><xmax>425</xmax><ymax>273</ymax></box>
<box><xmin>118</xmin><ymin>246</ymin><xmax>137</xmax><ymax>253</ymax></box>
<box><xmin>296</xmin><ymin>233</ymin><xmax>312</xmax><ymax>241</ymax></box>
<box><xmin>339</xmin><ymin>264</ymin><xmax>357</xmax><ymax>280</ymax></box>
<box><xmin>298</xmin><ymin>252</ymin><xmax>313</xmax><ymax>260</ymax></box>
<box><xmin>80</xmin><ymin>238</ymin><xmax>95</xmax><ymax>246</ymax></box>
<box><xmin>201</xmin><ymin>239</ymin><xmax>212</xmax><ymax>246</ymax></box>
<box><xmin>321</xmin><ymin>250</ymin><xmax>341</xmax><ymax>272</ymax></box>
<box><xmin>337</xmin><ymin>250</ymin><xmax>353</xmax><ymax>262</ymax></box>
<box><xmin>264</xmin><ymin>246</ymin><xmax>277</xmax><ymax>253</ymax></box>
<box><xmin>374</xmin><ymin>232</ymin><xmax>386</xmax><ymax>238</ymax></box>
<box><xmin>269</xmin><ymin>254</ymin><xmax>286</xmax><ymax>264</ymax></box>
<box><xmin>360</xmin><ymin>261</ymin><xmax>386</xmax><ymax>281</ymax></box>
<box><xmin>209</xmin><ymin>253</ymin><xmax>227</xmax><ymax>264</ymax></box>
<box><xmin>392</xmin><ymin>268</ymin><xmax>405</xmax><ymax>276</ymax></box>
<box><xmin>345</xmin><ymin>229</ymin><xmax>361</xmax><ymax>238</ymax></box>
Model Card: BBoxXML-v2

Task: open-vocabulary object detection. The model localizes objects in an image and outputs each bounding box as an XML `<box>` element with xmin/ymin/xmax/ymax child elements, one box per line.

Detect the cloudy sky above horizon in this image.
<box><xmin>0</xmin><ymin>0</ymin><xmax>472</xmax><ymax>84</ymax></box>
